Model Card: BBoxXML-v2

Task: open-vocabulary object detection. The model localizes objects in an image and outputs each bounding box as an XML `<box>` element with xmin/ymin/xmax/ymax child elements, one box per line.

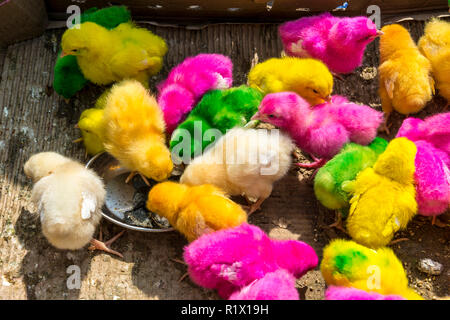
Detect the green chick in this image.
<box><xmin>170</xmin><ymin>86</ymin><xmax>262</xmax><ymax>161</ymax></box>
<box><xmin>314</xmin><ymin>137</ymin><xmax>388</xmax><ymax>227</ymax></box>
<box><xmin>53</xmin><ymin>6</ymin><xmax>131</xmax><ymax>99</ymax></box>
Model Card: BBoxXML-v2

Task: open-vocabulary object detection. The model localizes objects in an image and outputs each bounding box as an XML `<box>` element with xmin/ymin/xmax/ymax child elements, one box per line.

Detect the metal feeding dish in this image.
<box><xmin>86</xmin><ymin>152</ymin><xmax>175</xmax><ymax>232</ymax></box>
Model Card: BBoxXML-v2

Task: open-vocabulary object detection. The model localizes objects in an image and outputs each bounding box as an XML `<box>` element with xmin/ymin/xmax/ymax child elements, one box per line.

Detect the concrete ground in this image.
<box><xmin>0</xmin><ymin>19</ymin><xmax>448</xmax><ymax>300</ymax></box>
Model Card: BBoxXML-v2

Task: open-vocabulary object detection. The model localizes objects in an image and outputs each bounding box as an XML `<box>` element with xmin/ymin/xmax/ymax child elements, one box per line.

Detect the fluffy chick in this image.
<box><xmin>184</xmin><ymin>223</ymin><xmax>318</xmax><ymax>299</ymax></box>
<box><xmin>320</xmin><ymin>239</ymin><xmax>423</xmax><ymax>300</ymax></box>
<box><xmin>170</xmin><ymin>86</ymin><xmax>262</xmax><ymax>161</ymax></box>
<box><xmin>418</xmin><ymin>18</ymin><xmax>450</xmax><ymax>106</ymax></box>
<box><xmin>252</xmin><ymin>93</ymin><xmax>383</xmax><ymax>168</ymax></box>
<box><xmin>146</xmin><ymin>182</ymin><xmax>247</xmax><ymax>242</ymax></box>
<box><xmin>247</xmin><ymin>57</ymin><xmax>333</xmax><ymax>106</ymax></box>
<box><xmin>180</xmin><ymin>127</ymin><xmax>294</xmax><ymax>215</ymax></box>
<box><xmin>53</xmin><ymin>6</ymin><xmax>131</xmax><ymax>99</ymax></box>
<box><xmin>325</xmin><ymin>286</ymin><xmax>405</xmax><ymax>300</ymax></box>
<box><xmin>379</xmin><ymin>24</ymin><xmax>434</xmax><ymax>133</ymax></box>
<box><xmin>228</xmin><ymin>270</ymin><xmax>299</xmax><ymax>300</ymax></box>
<box><xmin>314</xmin><ymin>137</ymin><xmax>388</xmax><ymax>228</ymax></box>
<box><xmin>61</xmin><ymin>21</ymin><xmax>167</xmax><ymax>86</ymax></box>
<box><xmin>396</xmin><ymin>115</ymin><xmax>450</xmax><ymax>225</ymax></box>
<box><xmin>344</xmin><ymin>138</ymin><xmax>418</xmax><ymax>248</ymax></box>
<box><xmin>24</xmin><ymin>152</ymin><xmax>123</xmax><ymax>257</ymax></box>
<box><xmin>279</xmin><ymin>12</ymin><xmax>381</xmax><ymax>74</ymax></box>
<box><xmin>102</xmin><ymin>80</ymin><xmax>173</xmax><ymax>183</ymax></box>
<box><xmin>157</xmin><ymin>53</ymin><xmax>233</xmax><ymax>133</ymax></box>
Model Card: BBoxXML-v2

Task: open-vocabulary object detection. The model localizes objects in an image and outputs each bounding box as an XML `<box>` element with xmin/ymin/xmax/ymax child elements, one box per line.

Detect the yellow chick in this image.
<box><xmin>343</xmin><ymin>137</ymin><xmax>418</xmax><ymax>249</ymax></box>
<box><xmin>146</xmin><ymin>181</ymin><xmax>247</xmax><ymax>242</ymax></box>
<box><xmin>102</xmin><ymin>79</ymin><xmax>173</xmax><ymax>184</ymax></box>
<box><xmin>180</xmin><ymin>128</ymin><xmax>294</xmax><ymax>215</ymax></box>
<box><xmin>378</xmin><ymin>24</ymin><xmax>434</xmax><ymax>133</ymax></box>
<box><xmin>24</xmin><ymin>152</ymin><xmax>124</xmax><ymax>257</ymax></box>
<box><xmin>61</xmin><ymin>22</ymin><xmax>167</xmax><ymax>86</ymax></box>
<box><xmin>247</xmin><ymin>57</ymin><xmax>333</xmax><ymax>105</ymax></box>
<box><xmin>418</xmin><ymin>18</ymin><xmax>450</xmax><ymax>107</ymax></box>
<box><xmin>320</xmin><ymin>239</ymin><xmax>423</xmax><ymax>300</ymax></box>
<box><xmin>74</xmin><ymin>89</ymin><xmax>110</xmax><ymax>156</ymax></box>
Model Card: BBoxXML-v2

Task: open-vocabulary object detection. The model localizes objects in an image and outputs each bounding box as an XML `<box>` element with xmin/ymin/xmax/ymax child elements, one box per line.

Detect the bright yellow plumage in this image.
<box><xmin>320</xmin><ymin>239</ymin><xmax>423</xmax><ymax>300</ymax></box>
<box><xmin>247</xmin><ymin>57</ymin><xmax>333</xmax><ymax>105</ymax></box>
<box><xmin>418</xmin><ymin>18</ymin><xmax>450</xmax><ymax>104</ymax></box>
<box><xmin>61</xmin><ymin>22</ymin><xmax>167</xmax><ymax>86</ymax></box>
<box><xmin>102</xmin><ymin>79</ymin><xmax>173</xmax><ymax>181</ymax></box>
<box><xmin>146</xmin><ymin>181</ymin><xmax>248</xmax><ymax>242</ymax></box>
<box><xmin>378</xmin><ymin>24</ymin><xmax>434</xmax><ymax>121</ymax></box>
<box><xmin>344</xmin><ymin>138</ymin><xmax>418</xmax><ymax>248</ymax></box>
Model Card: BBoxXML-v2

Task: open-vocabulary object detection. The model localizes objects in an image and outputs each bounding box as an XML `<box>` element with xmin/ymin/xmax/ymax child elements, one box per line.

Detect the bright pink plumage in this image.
<box><xmin>325</xmin><ymin>286</ymin><xmax>405</xmax><ymax>300</ymax></box>
<box><xmin>157</xmin><ymin>53</ymin><xmax>233</xmax><ymax>133</ymax></box>
<box><xmin>252</xmin><ymin>93</ymin><xmax>383</xmax><ymax>160</ymax></box>
<box><xmin>183</xmin><ymin>223</ymin><xmax>318</xmax><ymax>299</ymax></box>
<box><xmin>228</xmin><ymin>270</ymin><xmax>299</xmax><ymax>300</ymax></box>
<box><xmin>279</xmin><ymin>13</ymin><xmax>380</xmax><ymax>74</ymax></box>
<box><xmin>396</xmin><ymin>113</ymin><xmax>450</xmax><ymax>216</ymax></box>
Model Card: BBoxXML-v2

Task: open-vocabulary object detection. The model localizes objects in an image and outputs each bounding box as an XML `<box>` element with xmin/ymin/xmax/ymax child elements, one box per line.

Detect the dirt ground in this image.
<box><xmin>0</xmin><ymin>18</ymin><xmax>448</xmax><ymax>300</ymax></box>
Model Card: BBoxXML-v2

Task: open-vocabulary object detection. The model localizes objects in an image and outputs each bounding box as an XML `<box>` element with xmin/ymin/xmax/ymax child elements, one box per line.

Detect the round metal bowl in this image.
<box><xmin>86</xmin><ymin>152</ymin><xmax>175</xmax><ymax>233</ymax></box>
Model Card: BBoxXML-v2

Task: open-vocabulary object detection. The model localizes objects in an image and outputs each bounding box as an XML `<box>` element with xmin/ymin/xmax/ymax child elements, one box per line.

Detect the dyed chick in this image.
<box><xmin>157</xmin><ymin>53</ymin><xmax>233</xmax><ymax>133</ymax></box>
<box><xmin>61</xmin><ymin>21</ymin><xmax>167</xmax><ymax>86</ymax></box>
<box><xmin>103</xmin><ymin>80</ymin><xmax>173</xmax><ymax>184</ymax></box>
<box><xmin>146</xmin><ymin>182</ymin><xmax>247</xmax><ymax>242</ymax></box>
<box><xmin>180</xmin><ymin>128</ymin><xmax>294</xmax><ymax>215</ymax></box>
<box><xmin>396</xmin><ymin>114</ymin><xmax>450</xmax><ymax>226</ymax></box>
<box><xmin>321</xmin><ymin>239</ymin><xmax>423</xmax><ymax>300</ymax></box>
<box><xmin>252</xmin><ymin>93</ymin><xmax>383</xmax><ymax>169</ymax></box>
<box><xmin>75</xmin><ymin>89</ymin><xmax>110</xmax><ymax>156</ymax></box>
<box><xmin>24</xmin><ymin>152</ymin><xmax>124</xmax><ymax>258</ymax></box>
<box><xmin>378</xmin><ymin>24</ymin><xmax>434</xmax><ymax>133</ymax></box>
<box><xmin>344</xmin><ymin>138</ymin><xmax>418</xmax><ymax>248</ymax></box>
<box><xmin>247</xmin><ymin>57</ymin><xmax>333</xmax><ymax>106</ymax></box>
<box><xmin>184</xmin><ymin>223</ymin><xmax>318</xmax><ymax>299</ymax></box>
<box><xmin>314</xmin><ymin>137</ymin><xmax>388</xmax><ymax>228</ymax></box>
<box><xmin>170</xmin><ymin>86</ymin><xmax>262</xmax><ymax>161</ymax></box>
<box><xmin>418</xmin><ymin>18</ymin><xmax>450</xmax><ymax>107</ymax></box>
<box><xmin>279</xmin><ymin>12</ymin><xmax>381</xmax><ymax>74</ymax></box>
<box><xmin>228</xmin><ymin>270</ymin><xmax>299</xmax><ymax>300</ymax></box>
<box><xmin>53</xmin><ymin>6</ymin><xmax>131</xmax><ymax>99</ymax></box>
<box><xmin>325</xmin><ymin>286</ymin><xmax>405</xmax><ymax>300</ymax></box>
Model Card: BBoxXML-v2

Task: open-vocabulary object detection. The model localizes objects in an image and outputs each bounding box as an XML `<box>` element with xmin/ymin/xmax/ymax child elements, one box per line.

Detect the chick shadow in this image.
<box><xmin>128</xmin><ymin>229</ymin><xmax>218</xmax><ymax>300</ymax></box>
<box><xmin>15</xmin><ymin>206</ymin><xmax>124</xmax><ymax>299</ymax></box>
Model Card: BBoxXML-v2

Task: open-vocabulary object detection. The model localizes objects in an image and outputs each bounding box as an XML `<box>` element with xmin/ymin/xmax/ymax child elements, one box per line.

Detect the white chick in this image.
<box><xmin>24</xmin><ymin>152</ymin><xmax>124</xmax><ymax>257</ymax></box>
<box><xmin>180</xmin><ymin>128</ymin><xmax>294</xmax><ymax>214</ymax></box>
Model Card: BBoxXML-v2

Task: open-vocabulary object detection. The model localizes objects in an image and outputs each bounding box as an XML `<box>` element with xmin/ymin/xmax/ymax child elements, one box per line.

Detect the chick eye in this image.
<box><xmin>268</xmin><ymin>114</ymin><xmax>275</xmax><ymax>118</ymax></box>
<box><xmin>312</xmin><ymin>89</ymin><xmax>319</xmax><ymax>94</ymax></box>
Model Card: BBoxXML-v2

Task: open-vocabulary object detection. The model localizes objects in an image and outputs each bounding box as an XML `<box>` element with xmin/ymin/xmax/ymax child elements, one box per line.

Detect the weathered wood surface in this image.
<box><xmin>0</xmin><ymin>20</ymin><xmax>448</xmax><ymax>300</ymax></box>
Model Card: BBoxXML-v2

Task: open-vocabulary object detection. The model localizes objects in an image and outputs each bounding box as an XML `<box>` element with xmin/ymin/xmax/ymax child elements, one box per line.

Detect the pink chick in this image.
<box><xmin>228</xmin><ymin>270</ymin><xmax>299</xmax><ymax>300</ymax></box>
<box><xmin>157</xmin><ymin>53</ymin><xmax>233</xmax><ymax>133</ymax></box>
<box><xmin>396</xmin><ymin>114</ymin><xmax>450</xmax><ymax>226</ymax></box>
<box><xmin>279</xmin><ymin>12</ymin><xmax>382</xmax><ymax>74</ymax></box>
<box><xmin>183</xmin><ymin>223</ymin><xmax>318</xmax><ymax>299</ymax></box>
<box><xmin>325</xmin><ymin>286</ymin><xmax>405</xmax><ymax>300</ymax></box>
<box><xmin>252</xmin><ymin>92</ymin><xmax>383</xmax><ymax>168</ymax></box>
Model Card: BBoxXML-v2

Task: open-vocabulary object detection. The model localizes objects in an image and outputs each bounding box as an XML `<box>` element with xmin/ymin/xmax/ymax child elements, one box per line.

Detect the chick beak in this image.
<box><xmin>74</xmin><ymin>124</ymin><xmax>79</xmax><ymax>129</ymax></box>
<box><xmin>324</xmin><ymin>95</ymin><xmax>332</xmax><ymax>102</ymax></box>
<box><xmin>251</xmin><ymin>113</ymin><xmax>260</xmax><ymax>121</ymax></box>
<box><xmin>60</xmin><ymin>51</ymin><xmax>68</xmax><ymax>58</ymax></box>
<box><xmin>376</xmin><ymin>30</ymin><xmax>384</xmax><ymax>37</ymax></box>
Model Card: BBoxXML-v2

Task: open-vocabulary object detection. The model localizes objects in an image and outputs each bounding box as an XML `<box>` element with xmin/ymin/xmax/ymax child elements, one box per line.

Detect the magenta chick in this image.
<box><xmin>279</xmin><ymin>13</ymin><xmax>382</xmax><ymax>74</ymax></box>
<box><xmin>252</xmin><ymin>93</ymin><xmax>383</xmax><ymax>168</ymax></box>
<box><xmin>396</xmin><ymin>113</ymin><xmax>450</xmax><ymax>226</ymax></box>
<box><xmin>183</xmin><ymin>223</ymin><xmax>318</xmax><ymax>299</ymax></box>
<box><xmin>157</xmin><ymin>53</ymin><xmax>233</xmax><ymax>133</ymax></box>
<box><xmin>325</xmin><ymin>286</ymin><xmax>405</xmax><ymax>300</ymax></box>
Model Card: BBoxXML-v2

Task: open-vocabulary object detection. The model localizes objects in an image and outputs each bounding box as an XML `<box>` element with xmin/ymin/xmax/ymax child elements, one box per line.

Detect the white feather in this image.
<box><xmin>81</xmin><ymin>192</ymin><xmax>96</xmax><ymax>220</ymax></box>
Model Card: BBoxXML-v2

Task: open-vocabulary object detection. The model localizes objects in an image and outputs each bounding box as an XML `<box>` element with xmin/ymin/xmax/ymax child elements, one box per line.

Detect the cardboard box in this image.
<box><xmin>0</xmin><ymin>0</ymin><xmax>48</xmax><ymax>48</ymax></box>
<box><xmin>45</xmin><ymin>0</ymin><xmax>447</xmax><ymax>22</ymax></box>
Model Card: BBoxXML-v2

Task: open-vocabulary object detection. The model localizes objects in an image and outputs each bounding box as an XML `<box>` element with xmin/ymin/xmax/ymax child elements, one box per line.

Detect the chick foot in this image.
<box><xmin>379</xmin><ymin>114</ymin><xmax>392</xmax><ymax>135</ymax></box>
<box><xmin>89</xmin><ymin>229</ymin><xmax>125</xmax><ymax>258</ymax></box>
<box><xmin>125</xmin><ymin>171</ymin><xmax>150</xmax><ymax>186</ymax></box>
<box><xmin>246</xmin><ymin>197</ymin><xmax>266</xmax><ymax>216</ymax></box>
<box><xmin>389</xmin><ymin>238</ymin><xmax>409</xmax><ymax>246</ymax></box>
<box><xmin>296</xmin><ymin>157</ymin><xmax>327</xmax><ymax>169</ymax></box>
<box><xmin>171</xmin><ymin>258</ymin><xmax>189</xmax><ymax>282</ymax></box>
<box><xmin>431</xmin><ymin>216</ymin><xmax>449</xmax><ymax>228</ymax></box>
<box><xmin>328</xmin><ymin>212</ymin><xmax>346</xmax><ymax>234</ymax></box>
